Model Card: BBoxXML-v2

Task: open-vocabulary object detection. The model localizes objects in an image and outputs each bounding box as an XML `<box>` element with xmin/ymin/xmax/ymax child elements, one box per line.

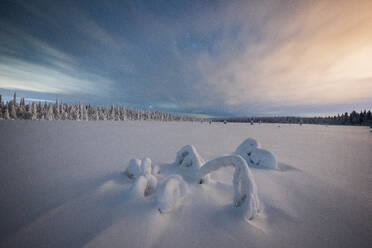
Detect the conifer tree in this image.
<box><xmin>4</xmin><ymin>106</ymin><xmax>10</xmax><ymax>120</ymax></box>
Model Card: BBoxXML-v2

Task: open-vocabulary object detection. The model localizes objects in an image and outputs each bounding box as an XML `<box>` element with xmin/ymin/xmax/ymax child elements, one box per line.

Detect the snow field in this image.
<box><xmin>1</xmin><ymin>121</ymin><xmax>371</xmax><ymax>248</ymax></box>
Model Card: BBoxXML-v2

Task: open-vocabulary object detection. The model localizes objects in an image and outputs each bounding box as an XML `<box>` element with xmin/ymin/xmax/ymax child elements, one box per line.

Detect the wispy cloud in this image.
<box><xmin>194</xmin><ymin>0</ymin><xmax>372</xmax><ymax>115</ymax></box>
<box><xmin>0</xmin><ymin>0</ymin><xmax>371</xmax><ymax>116</ymax></box>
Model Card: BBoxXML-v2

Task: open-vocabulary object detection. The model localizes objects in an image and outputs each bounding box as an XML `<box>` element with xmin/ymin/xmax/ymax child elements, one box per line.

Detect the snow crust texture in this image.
<box><xmin>236</xmin><ymin>138</ymin><xmax>277</xmax><ymax>169</ymax></box>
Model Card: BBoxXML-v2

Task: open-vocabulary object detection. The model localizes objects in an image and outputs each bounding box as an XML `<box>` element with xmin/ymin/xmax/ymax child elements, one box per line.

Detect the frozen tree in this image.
<box><xmin>9</xmin><ymin>102</ymin><xmax>17</xmax><ymax>119</ymax></box>
<box><xmin>32</xmin><ymin>102</ymin><xmax>38</xmax><ymax>120</ymax></box>
<box><xmin>46</xmin><ymin>104</ymin><xmax>54</xmax><ymax>120</ymax></box>
<box><xmin>4</xmin><ymin>106</ymin><xmax>10</xmax><ymax>120</ymax></box>
<box><xmin>13</xmin><ymin>92</ymin><xmax>17</xmax><ymax>106</ymax></box>
<box><xmin>198</xmin><ymin>155</ymin><xmax>260</xmax><ymax>221</ymax></box>
<box><xmin>94</xmin><ymin>110</ymin><xmax>99</xmax><ymax>120</ymax></box>
<box><xmin>23</xmin><ymin>104</ymin><xmax>32</xmax><ymax>119</ymax></box>
<box><xmin>175</xmin><ymin>145</ymin><xmax>209</xmax><ymax>182</ymax></box>
<box><xmin>0</xmin><ymin>91</ymin><xmax>206</xmax><ymax>122</ymax></box>
<box><xmin>235</xmin><ymin>138</ymin><xmax>260</xmax><ymax>162</ymax></box>
<box><xmin>235</xmin><ymin>138</ymin><xmax>277</xmax><ymax>169</ymax></box>
<box><xmin>82</xmin><ymin>105</ymin><xmax>88</xmax><ymax>121</ymax></box>
<box><xmin>54</xmin><ymin>100</ymin><xmax>60</xmax><ymax>120</ymax></box>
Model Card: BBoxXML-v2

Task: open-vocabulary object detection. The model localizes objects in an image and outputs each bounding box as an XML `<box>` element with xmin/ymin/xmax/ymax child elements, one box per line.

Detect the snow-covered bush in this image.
<box><xmin>124</xmin><ymin>159</ymin><xmax>142</xmax><ymax>180</ymax></box>
<box><xmin>198</xmin><ymin>155</ymin><xmax>260</xmax><ymax>221</ymax></box>
<box><xmin>176</xmin><ymin>145</ymin><xmax>205</xmax><ymax>168</ymax></box>
<box><xmin>175</xmin><ymin>145</ymin><xmax>208</xmax><ymax>182</ymax></box>
<box><xmin>235</xmin><ymin>138</ymin><xmax>260</xmax><ymax>161</ymax></box>
<box><xmin>250</xmin><ymin>148</ymin><xmax>277</xmax><ymax>169</ymax></box>
<box><xmin>127</xmin><ymin>158</ymin><xmax>158</xmax><ymax>197</ymax></box>
<box><xmin>141</xmin><ymin>158</ymin><xmax>152</xmax><ymax>176</ymax></box>
<box><xmin>156</xmin><ymin>175</ymin><xmax>188</xmax><ymax>213</ymax></box>
<box><xmin>235</xmin><ymin>138</ymin><xmax>277</xmax><ymax>169</ymax></box>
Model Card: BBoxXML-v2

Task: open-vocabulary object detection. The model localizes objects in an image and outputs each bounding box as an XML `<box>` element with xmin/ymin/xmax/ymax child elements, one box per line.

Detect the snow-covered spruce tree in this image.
<box><xmin>9</xmin><ymin>102</ymin><xmax>17</xmax><ymax>119</ymax></box>
<box><xmin>54</xmin><ymin>100</ymin><xmax>60</xmax><ymax>120</ymax></box>
<box><xmin>4</xmin><ymin>106</ymin><xmax>10</xmax><ymax>120</ymax></box>
<box><xmin>0</xmin><ymin>92</ymin><xmax>206</xmax><ymax>122</ymax></box>
<box><xmin>46</xmin><ymin>104</ymin><xmax>54</xmax><ymax>120</ymax></box>
<box><xmin>94</xmin><ymin>109</ymin><xmax>99</xmax><ymax>120</ymax></box>
<box><xmin>18</xmin><ymin>97</ymin><xmax>26</xmax><ymax>119</ymax></box>
<box><xmin>198</xmin><ymin>155</ymin><xmax>260</xmax><ymax>221</ymax></box>
<box><xmin>61</xmin><ymin>105</ymin><xmax>68</xmax><ymax>120</ymax></box>
<box><xmin>0</xmin><ymin>95</ymin><xmax>3</xmax><ymax>119</ymax></box>
<box><xmin>32</xmin><ymin>102</ymin><xmax>38</xmax><ymax>120</ymax></box>
<box><xmin>13</xmin><ymin>92</ymin><xmax>17</xmax><ymax>106</ymax></box>
<box><xmin>23</xmin><ymin>103</ymin><xmax>32</xmax><ymax>120</ymax></box>
<box><xmin>82</xmin><ymin>105</ymin><xmax>88</xmax><ymax>121</ymax></box>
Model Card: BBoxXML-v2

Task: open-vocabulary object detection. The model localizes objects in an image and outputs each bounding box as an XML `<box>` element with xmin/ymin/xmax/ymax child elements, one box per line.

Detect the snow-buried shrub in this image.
<box><xmin>124</xmin><ymin>159</ymin><xmax>142</xmax><ymax>180</ymax></box>
<box><xmin>176</xmin><ymin>145</ymin><xmax>205</xmax><ymax>168</ymax></box>
<box><xmin>199</xmin><ymin>155</ymin><xmax>260</xmax><ymax>221</ymax></box>
<box><xmin>157</xmin><ymin>175</ymin><xmax>188</xmax><ymax>213</ymax></box>
<box><xmin>127</xmin><ymin>158</ymin><xmax>158</xmax><ymax>197</ymax></box>
<box><xmin>236</xmin><ymin>138</ymin><xmax>277</xmax><ymax>169</ymax></box>
<box><xmin>175</xmin><ymin>145</ymin><xmax>208</xmax><ymax>182</ymax></box>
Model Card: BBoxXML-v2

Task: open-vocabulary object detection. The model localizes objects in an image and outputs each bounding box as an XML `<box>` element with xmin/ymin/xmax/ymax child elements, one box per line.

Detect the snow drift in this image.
<box><xmin>156</xmin><ymin>175</ymin><xmax>188</xmax><ymax>213</ymax></box>
<box><xmin>236</xmin><ymin>138</ymin><xmax>277</xmax><ymax>169</ymax></box>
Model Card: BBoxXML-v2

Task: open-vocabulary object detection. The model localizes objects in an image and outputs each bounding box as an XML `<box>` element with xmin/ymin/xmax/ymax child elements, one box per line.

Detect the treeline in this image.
<box><xmin>213</xmin><ymin>111</ymin><xmax>372</xmax><ymax>126</ymax></box>
<box><xmin>0</xmin><ymin>93</ymin><xmax>203</xmax><ymax>122</ymax></box>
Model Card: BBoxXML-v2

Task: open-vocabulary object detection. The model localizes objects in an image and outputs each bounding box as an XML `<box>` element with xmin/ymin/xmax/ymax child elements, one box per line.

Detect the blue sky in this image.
<box><xmin>1</xmin><ymin>0</ymin><xmax>371</xmax><ymax>116</ymax></box>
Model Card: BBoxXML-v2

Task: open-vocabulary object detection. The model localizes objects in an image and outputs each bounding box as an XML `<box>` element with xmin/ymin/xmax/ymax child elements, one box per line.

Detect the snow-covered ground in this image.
<box><xmin>0</xmin><ymin>121</ymin><xmax>371</xmax><ymax>248</ymax></box>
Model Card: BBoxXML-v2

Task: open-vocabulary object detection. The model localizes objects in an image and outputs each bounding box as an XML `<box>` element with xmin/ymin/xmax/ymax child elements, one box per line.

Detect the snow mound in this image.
<box><xmin>176</xmin><ymin>145</ymin><xmax>205</xmax><ymax>168</ymax></box>
<box><xmin>144</xmin><ymin>174</ymin><xmax>158</xmax><ymax>196</ymax></box>
<box><xmin>128</xmin><ymin>158</ymin><xmax>158</xmax><ymax>197</ymax></box>
<box><xmin>250</xmin><ymin>148</ymin><xmax>277</xmax><ymax>169</ymax></box>
<box><xmin>157</xmin><ymin>175</ymin><xmax>188</xmax><ymax>213</ymax></box>
<box><xmin>131</xmin><ymin>175</ymin><xmax>148</xmax><ymax>198</ymax></box>
<box><xmin>199</xmin><ymin>155</ymin><xmax>260</xmax><ymax>221</ymax></box>
<box><xmin>175</xmin><ymin>145</ymin><xmax>207</xmax><ymax>181</ymax></box>
<box><xmin>124</xmin><ymin>159</ymin><xmax>142</xmax><ymax>180</ymax></box>
<box><xmin>141</xmin><ymin>158</ymin><xmax>152</xmax><ymax>176</ymax></box>
<box><xmin>235</xmin><ymin>138</ymin><xmax>277</xmax><ymax>169</ymax></box>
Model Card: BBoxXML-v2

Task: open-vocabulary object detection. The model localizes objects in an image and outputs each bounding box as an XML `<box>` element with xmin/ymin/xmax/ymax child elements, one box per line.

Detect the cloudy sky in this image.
<box><xmin>0</xmin><ymin>0</ymin><xmax>371</xmax><ymax>116</ymax></box>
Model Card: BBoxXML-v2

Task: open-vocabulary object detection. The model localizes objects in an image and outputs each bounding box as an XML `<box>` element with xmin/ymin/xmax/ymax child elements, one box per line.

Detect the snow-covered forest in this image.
<box><xmin>0</xmin><ymin>93</ymin><xmax>203</xmax><ymax>122</ymax></box>
<box><xmin>214</xmin><ymin>111</ymin><xmax>372</xmax><ymax>126</ymax></box>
